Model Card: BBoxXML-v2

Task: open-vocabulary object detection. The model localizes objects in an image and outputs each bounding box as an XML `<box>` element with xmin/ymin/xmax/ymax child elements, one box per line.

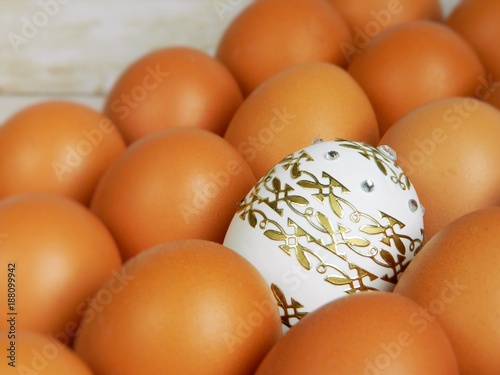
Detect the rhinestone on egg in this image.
<box><xmin>325</xmin><ymin>150</ymin><xmax>340</xmax><ymax>160</ymax></box>
<box><xmin>377</xmin><ymin>145</ymin><xmax>398</xmax><ymax>161</ymax></box>
<box><xmin>361</xmin><ymin>180</ymin><xmax>375</xmax><ymax>193</ymax></box>
<box><xmin>312</xmin><ymin>138</ymin><xmax>324</xmax><ymax>144</ymax></box>
<box><xmin>408</xmin><ymin>199</ymin><xmax>419</xmax><ymax>212</ymax></box>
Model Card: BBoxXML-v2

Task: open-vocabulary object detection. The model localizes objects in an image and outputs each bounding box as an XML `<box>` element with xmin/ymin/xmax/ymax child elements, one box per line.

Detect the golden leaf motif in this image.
<box><xmin>291</xmin><ymin>162</ymin><xmax>300</xmax><ymax>179</ymax></box>
<box><xmin>296</xmin><ymin>245</ymin><xmax>312</xmax><ymax>270</ymax></box>
<box><xmin>344</xmin><ymin>237</ymin><xmax>370</xmax><ymax>248</ymax></box>
<box><xmin>264</xmin><ymin>229</ymin><xmax>286</xmax><ymax>242</ymax></box>
<box><xmin>272</xmin><ymin>177</ymin><xmax>281</xmax><ymax>191</ymax></box>
<box><xmin>375</xmin><ymin>158</ymin><xmax>388</xmax><ymax>175</ymax></box>
<box><xmin>271</xmin><ymin>283</ymin><xmax>287</xmax><ymax>304</ymax></box>
<box><xmin>316</xmin><ymin>211</ymin><xmax>334</xmax><ymax>234</ymax></box>
<box><xmin>297</xmin><ymin>180</ymin><xmax>320</xmax><ymax>190</ymax></box>
<box><xmin>360</xmin><ymin>224</ymin><xmax>386</xmax><ymax>235</ymax></box>
<box><xmin>248</xmin><ymin>211</ymin><xmax>258</xmax><ymax>228</ymax></box>
<box><xmin>393</xmin><ymin>234</ymin><xmax>406</xmax><ymax>255</ymax></box>
<box><xmin>326</xmin><ymin>276</ymin><xmax>354</xmax><ymax>286</ymax></box>
<box><xmin>338</xmin><ymin>224</ymin><xmax>370</xmax><ymax>250</ymax></box>
<box><xmin>380</xmin><ymin>249</ymin><xmax>396</xmax><ymax>267</ymax></box>
<box><xmin>287</xmin><ymin>195</ymin><xmax>309</xmax><ymax>206</ymax></box>
<box><xmin>328</xmin><ymin>193</ymin><xmax>344</xmax><ymax>218</ymax></box>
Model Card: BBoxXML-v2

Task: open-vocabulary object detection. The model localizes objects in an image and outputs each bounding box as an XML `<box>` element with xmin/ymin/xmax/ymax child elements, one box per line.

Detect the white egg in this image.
<box><xmin>223</xmin><ymin>139</ymin><xmax>424</xmax><ymax>330</ymax></box>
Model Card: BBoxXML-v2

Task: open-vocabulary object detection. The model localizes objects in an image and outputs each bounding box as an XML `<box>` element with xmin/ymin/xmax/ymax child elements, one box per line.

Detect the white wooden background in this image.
<box><xmin>0</xmin><ymin>0</ymin><xmax>460</xmax><ymax>124</ymax></box>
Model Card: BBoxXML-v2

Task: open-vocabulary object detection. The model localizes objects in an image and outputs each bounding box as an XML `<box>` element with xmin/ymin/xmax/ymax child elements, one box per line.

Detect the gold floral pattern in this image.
<box><xmin>236</xmin><ymin>145</ymin><xmax>423</xmax><ymax>298</ymax></box>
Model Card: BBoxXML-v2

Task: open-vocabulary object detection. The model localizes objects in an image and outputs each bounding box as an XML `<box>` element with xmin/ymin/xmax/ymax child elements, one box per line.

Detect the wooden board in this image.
<box><xmin>0</xmin><ymin>0</ymin><xmax>461</xmax><ymax>123</ymax></box>
<box><xmin>0</xmin><ymin>0</ymin><xmax>252</xmax><ymax>96</ymax></box>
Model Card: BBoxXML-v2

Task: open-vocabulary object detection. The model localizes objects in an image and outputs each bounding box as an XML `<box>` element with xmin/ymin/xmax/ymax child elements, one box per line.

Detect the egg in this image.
<box><xmin>0</xmin><ymin>194</ymin><xmax>122</xmax><ymax>344</ymax></box>
<box><xmin>327</xmin><ymin>0</ymin><xmax>442</xmax><ymax>63</ymax></box>
<box><xmin>104</xmin><ymin>46</ymin><xmax>243</xmax><ymax>144</ymax></box>
<box><xmin>216</xmin><ymin>0</ymin><xmax>352</xmax><ymax>96</ymax></box>
<box><xmin>223</xmin><ymin>139</ymin><xmax>424</xmax><ymax>330</ymax></box>
<box><xmin>394</xmin><ymin>207</ymin><xmax>500</xmax><ymax>375</ymax></box>
<box><xmin>446</xmin><ymin>0</ymin><xmax>500</xmax><ymax>83</ymax></box>
<box><xmin>1</xmin><ymin>331</ymin><xmax>92</xmax><ymax>375</ymax></box>
<box><xmin>348</xmin><ymin>20</ymin><xmax>486</xmax><ymax>135</ymax></box>
<box><xmin>224</xmin><ymin>62</ymin><xmax>379</xmax><ymax>180</ymax></box>
<box><xmin>0</xmin><ymin>100</ymin><xmax>125</xmax><ymax>205</ymax></box>
<box><xmin>379</xmin><ymin>97</ymin><xmax>500</xmax><ymax>240</ymax></box>
<box><xmin>74</xmin><ymin>240</ymin><xmax>282</xmax><ymax>375</ymax></box>
<box><xmin>255</xmin><ymin>292</ymin><xmax>459</xmax><ymax>375</ymax></box>
<box><xmin>485</xmin><ymin>87</ymin><xmax>500</xmax><ymax>110</ymax></box>
<box><xmin>91</xmin><ymin>128</ymin><xmax>256</xmax><ymax>260</ymax></box>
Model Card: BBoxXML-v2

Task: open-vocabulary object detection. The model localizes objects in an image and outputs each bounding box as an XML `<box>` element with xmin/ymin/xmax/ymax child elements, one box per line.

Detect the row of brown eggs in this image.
<box><xmin>1</xmin><ymin>0</ymin><xmax>500</xmax><ymax>374</ymax></box>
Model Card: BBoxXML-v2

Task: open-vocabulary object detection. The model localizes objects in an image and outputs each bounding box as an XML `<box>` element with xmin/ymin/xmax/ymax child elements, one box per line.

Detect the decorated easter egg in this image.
<box><xmin>223</xmin><ymin>139</ymin><xmax>424</xmax><ymax>330</ymax></box>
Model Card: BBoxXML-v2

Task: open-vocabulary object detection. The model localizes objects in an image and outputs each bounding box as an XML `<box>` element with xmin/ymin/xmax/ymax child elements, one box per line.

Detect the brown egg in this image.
<box><xmin>379</xmin><ymin>97</ymin><xmax>500</xmax><ymax>241</ymax></box>
<box><xmin>328</xmin><ymin>0</ymin><xmax>442</xmax><ymax>63</ymax></box>
<box><xmin>91</xmin><ymin>128</ymin><xmax>256</xmax><ymax>260</ymax></box>
<box><xmin>348</xmin><ymin>20</ymin><xmax>486</xmax><ymax>135</ymax></box>
<box><xmin>1</xmin><ymin>331</ymin><xmax>92</xmax><ymax>374</ymax></box>
<box><xmin>485</xmin><ymin>87</ymin><xmax>500</xmax><ymax>110</ymax></box>
<box><xmin>216</xmin><ymin>0</ymin><xmax>352</xmax><ymax>96</ymax></box>
<box><xmin>104</xmin><ymin>46</ymin><xmax>243</xmax><ymax>144</ymax></box>
<box><xmin>446</xmin><ymin>0</ymin><xmax>500</xmax><ymax>83</ymax></box>
<box><xmin>74</xmin><ymin>240</ymin><xmax>282</xmax><ymax>375</ymax></box>
<box><xmin>0</xmin><ymin>100</ymin><xmax>125</xmax><ymax>205</ymax></box>
<box><xmin>256</xmin><ymin>291</ymin><xmax>459</xmax><ymax>375</ymax></box>
<box><xmin>395</xmin><ymin>207</ymin><xmax>500</xmax><ymax>375</ymax></box>
<box><xmin>224</xmin><ymin>62</ymin><xmax>379</xmax><ymax>179</ymax></box>
<box><xmin>0</xmin><ymin>194</ymin><xmax>122</xmax><ymax>344</ymax></box>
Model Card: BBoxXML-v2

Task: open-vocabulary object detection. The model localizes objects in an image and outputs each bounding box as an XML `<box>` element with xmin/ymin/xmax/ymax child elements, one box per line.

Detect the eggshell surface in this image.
<box><xmin>91</xmin><ymin>128</ymin><xmax>256</xmax><ymax>260</ymax></box>
<box><xmin>216</xmin><ymin>0</ymin><xmax>352</xmax><ymax>96</ymax></box>
<box><xmin>104</xmin><ymin>46</ymin><xmax>243</xmax><ymax>144</ymax></box>
<box><xmin>328</xmin><ymin>0</ymin><xmax>442</xmax><ymax>63</ymax></box>
<box><xmin>0</xmin><ymin>101</ymin><xmax>125</xmax><ymax>205</ymax></box>
<box><xmin>329</xmin><ymin>0</ymin><xmax>442</xmax><ymax>30</ymax></box>
<box><xmin>224</xmin><ymin>62</ymin><xmax>379</xmax><ymax>179</ymax></box>
<box><xmin>379</xmin><ymin>97</ymin><xmax>500</xmax><ymax>240</ymax></box>
<box><xmin>485</xmin><ymin>88</ymin><xmax>500</xmax><ymax>110</ymax></box>
<box><xmin>0</xmin><ymin>194</ymin><xmax>122</xmax><ymax>343</ymax></box>
<box><xmin>395</xmin><ymin>207</ymin><xmax>500</xmax><ymax>375</ymax></box>
<box><xmin>446</xmin><ymin>0</ymin><xmax>500</xmax><ymax>82</ymax></box>
<box><xmin>74</xmin><ymin>240</ymin><xmax>283</xmax><ymax>375</ymax></box>
<box><xmin>255</xmin><ymin>292</ymin><xmax>459</xmax><ymax>375</ymax></box>
<box><xmin>348</xmin><ymin>20</ymin><xmax>486</xmax><ymax>135</ymax></box>
<box><xmin>1</xmin><ymin>331</ymin><xmax>93</xmax><ymax>375</ymax></box>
